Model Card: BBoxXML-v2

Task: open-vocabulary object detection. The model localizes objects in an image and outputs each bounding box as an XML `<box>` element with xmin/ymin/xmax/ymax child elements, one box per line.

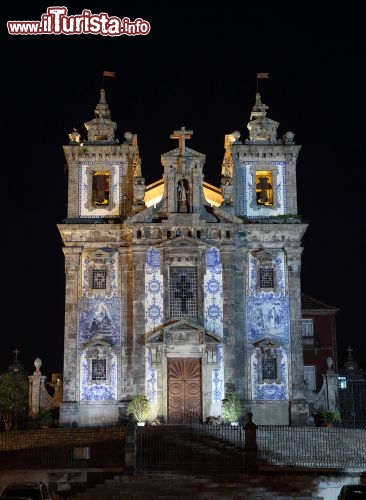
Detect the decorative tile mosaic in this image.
<box><xmin>247</xmin><ymin>251</ymin><xmax>290</xmax><ymax>400</ymax></box>
<box><xmin>251</xmin><ymin>348</ymin><xmax>289</xmax><ymax>400</ymax></box>
<box><xmin>80</xmin><ymin>350</ymin><xmax>117</xmax><ymax>401</ymax></box>
<box><xmin>82</xmin><ymin>248</ymin><xmax>118</xmax><ymax>298</ymax></box>
<box><xmin>78</xmin><ymin>297</ymin><xmax>121</xmax><ymax>347</ymax></box>
<box><xmin>145</xmin><ymin>348</ymin><xmax>157</xmax><ymax>403</ymax></box>
<box><xmin>212</xmin><ymin>344</ymin><xmax>223</xmax><ymax>402</ymax></box>
<box><xmin>204</xmin><ymin>247</ymin><xmax>223</xmax><ymax>336</ymax></box>
<box><xmin>145</xmin><ymin>248</ymin><xmax>164</xmax><ymax>332</ymax></box>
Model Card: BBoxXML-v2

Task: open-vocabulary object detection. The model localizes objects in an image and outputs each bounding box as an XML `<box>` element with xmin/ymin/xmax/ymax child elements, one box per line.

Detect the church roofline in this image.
<box><xmin>301</xmin><ymin>293</ymin><xmax>339</xmax><ymax>313</ymax></box>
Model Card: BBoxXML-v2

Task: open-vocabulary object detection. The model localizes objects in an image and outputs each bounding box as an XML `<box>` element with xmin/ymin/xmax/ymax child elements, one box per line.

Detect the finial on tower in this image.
<box><xmin>84</xmin><ymin>88</ymin><xmax>117</xmax><ymax>143</ymax></box>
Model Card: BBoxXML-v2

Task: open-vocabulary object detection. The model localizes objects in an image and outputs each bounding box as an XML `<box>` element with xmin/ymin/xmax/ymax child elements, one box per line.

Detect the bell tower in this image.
<box><xmin>63</xmin><ymin>88</ymin><xmax>145</xmax><ymax>221</ymax></box>
<box><xmin>221</xmin><ymin>92</ymin><xmax>301</xmax><ymax>218</ymax></box>
<box><xmin>219</xmin><ymin>92</ymin><xmax>309</xmax><ymax>425</ymax></box>
<box><xmin>58</xmin><ymin>88</ymin><xmax>145</xmax><ymax>426</ymax></box>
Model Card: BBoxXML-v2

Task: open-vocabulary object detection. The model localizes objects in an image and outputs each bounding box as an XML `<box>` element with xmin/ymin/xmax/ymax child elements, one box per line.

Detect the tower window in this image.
<box><xmin>92</xmin><ymin>269</ymin><xmax>107</xmax><ymax>289</ymax></box>
<box><xmin>256</xmin><ymin>170</ymin><xmax>273</xmax><ymax>206</ymax></box>
<box><xmin>92</xmin><ymin>172</ymin><xmax>110</xmax><ymax>206</ymax></box>
<box><xmin>170</xmin><ymin>266</ymin><xmax>197</xmax><ymax>318</ymax></box>
<box><xmin>91</xmin><ymin>359</ymin><xmax>106</xmax><ymax>382</ymax></box>
<box><xmin>259</xmin><ymin>267</ymin><xmax>274</xmax><ymax>289</ymax></box>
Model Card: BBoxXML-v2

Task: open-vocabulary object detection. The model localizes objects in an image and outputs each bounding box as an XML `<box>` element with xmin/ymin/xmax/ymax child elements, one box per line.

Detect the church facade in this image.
<box><xmin>58</xmin><ymin>89</ymin><xmax>308</xmax><ymax>426</ymax></box>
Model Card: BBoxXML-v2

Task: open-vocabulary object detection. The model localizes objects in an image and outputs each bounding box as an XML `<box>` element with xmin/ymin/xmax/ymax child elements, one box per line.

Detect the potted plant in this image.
<box><xmin>320</xmin><ymin>410</ymin><xmax>341</xmax><ymax>427</ymax></box>
<box><xmin>37</xmin><ymin>408</ymin><xmax>53</xmax><ymax>428</ymax></box>
<box><xmin>127</xmin><ymin>394</ymin><xmax>151</xmax><ymax>425</ymax></box>
<box><xmin>222</xmin><ymin>393</ymin><xmax>243</xmax><ymax>425</ymax></box>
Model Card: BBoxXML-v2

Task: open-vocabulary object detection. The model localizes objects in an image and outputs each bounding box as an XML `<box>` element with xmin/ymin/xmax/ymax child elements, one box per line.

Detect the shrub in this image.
<box><xmin>127</xmin><ymin>394</ymin><xmax>151</xmax><ymax>422</ymax></box>
<box><xmin>38</xmin><ymin>408</ymin><xmax>53</xmax><ymax>427</ymax></box>
<box><xmin>222</xmin><ymin>393</ymin><xmax>243</xmax><ymax>423</ymax></box>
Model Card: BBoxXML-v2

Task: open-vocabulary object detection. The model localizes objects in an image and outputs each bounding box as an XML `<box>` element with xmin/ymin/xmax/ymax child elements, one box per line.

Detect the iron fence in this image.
<box><xmin>136</xmin><ymin>423</ymin><xmax>245</xmax><ymax>473</ymax></box>
<box><xmin>1</xmin><ymin>424</ymin><xmax>366</xmax><ymax>472</ymax></box>
<box><xmin>136</xmin><ymin>423</ymin><xmax>366</xmax><ymax>473</ymax></box>
<box><xmin>0</xmin><ymin>426</ymin><xmax>125</xmax><ymax>470</ymax></box>
<box><xmin>257</xmin><ymin>426</ymin><xmax>366</xmax><ymax>469</ymax></box>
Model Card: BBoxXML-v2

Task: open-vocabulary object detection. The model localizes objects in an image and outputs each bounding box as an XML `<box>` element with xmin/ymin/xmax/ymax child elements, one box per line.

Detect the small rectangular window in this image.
<box><xmin>262</xmin><ymin>356</ymin><xmax>277</xmax><ymax>380</ymax></box>
<box><xmin>301</xmin><ymin>319</ymin><xmax>314</xmax><ymax>337</ymax></box>
<box><xmin>259</xmin><ymin>267</ymin><xmax>274</xmax><ymax>288</ymax></box>
<box><xmin>92</xmin><ymin>269</ymin><xmax>107</xmax><ymax>289</ymax></box>
<box><xmin>91</xmin><ymin>359</ymin><xmax>106</xmax><ymax>381</ymax></box>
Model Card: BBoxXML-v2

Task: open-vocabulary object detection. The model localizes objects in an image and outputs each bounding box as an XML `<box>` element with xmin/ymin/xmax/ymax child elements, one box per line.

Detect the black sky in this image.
<box><xmin>3</xmin><ymin>4</ymin><xmax>366</xmax><ymax>378</ymax></box>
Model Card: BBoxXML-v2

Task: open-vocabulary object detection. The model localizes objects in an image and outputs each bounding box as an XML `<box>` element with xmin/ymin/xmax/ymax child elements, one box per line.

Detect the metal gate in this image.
<box><xmin>168</xmin><ymin>358</ymin><xmax>201</xmax><ymax>423</ymax></box>
<box><xmin>338</xmin><ymin>349</ymin><xmax>366</xmax><ymax>428</ymax></box>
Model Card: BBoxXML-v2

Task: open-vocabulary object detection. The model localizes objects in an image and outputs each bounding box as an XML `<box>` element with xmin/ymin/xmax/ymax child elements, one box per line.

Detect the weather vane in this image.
<box><xmin>256</xmin><ymin>72</ymin><xmax>270</xmax><ymax>91</ymax></box>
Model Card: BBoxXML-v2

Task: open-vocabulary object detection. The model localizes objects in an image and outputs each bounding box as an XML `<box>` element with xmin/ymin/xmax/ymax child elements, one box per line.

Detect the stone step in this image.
<box><xmin>73</xmin><ymin>473</ymin><xmax>324</xmax><ymax>499</ymax></box>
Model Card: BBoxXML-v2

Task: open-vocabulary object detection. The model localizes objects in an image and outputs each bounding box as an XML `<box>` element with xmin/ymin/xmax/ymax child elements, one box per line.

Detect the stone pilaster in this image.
<box><xmin>286</xmin><ymin>246</ymin><xmax>305</xmax><ymax>399</ymax></box>
<box><xmin>131</xmin><ymin>247</ymin><xmax>148</xmax><ymax>394</ymax></box>
<box><xmin>286</xmin><ymin>245</ymin><xmax>309</xmax><ymax>425</ymax></box>
<box><xmin>61</xmin><ymin>246</ymin><xmax>82</xmax><ymax>402</ymax></box>
<box><xmin>220</xmin><ymin>245</ymin><xmax>236</xmax><ymax>392</ymax></box>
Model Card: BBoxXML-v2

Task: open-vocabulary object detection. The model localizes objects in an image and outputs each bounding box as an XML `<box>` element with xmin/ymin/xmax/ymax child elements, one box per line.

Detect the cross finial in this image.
<box><xmin>13</xmin><ymin>347</ymin><xmax>20</xmax><ymax>360</ymax></box>
<box><xmin>347</xmin><ymin>346</ymin><xmax>353</xmax><ymax>358</ymax></box>
<box><xmin>170</xmin><ymin>126</ymin><xmax>193</xmax><ymax>156</ymax></box>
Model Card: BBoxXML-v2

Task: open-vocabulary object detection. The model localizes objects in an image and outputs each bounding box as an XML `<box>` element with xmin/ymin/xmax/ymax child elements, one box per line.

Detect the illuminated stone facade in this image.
<box><xmin>58</xmin><ymin>89</ymin><xmax>308</xmax><ymax>426</ymax></box>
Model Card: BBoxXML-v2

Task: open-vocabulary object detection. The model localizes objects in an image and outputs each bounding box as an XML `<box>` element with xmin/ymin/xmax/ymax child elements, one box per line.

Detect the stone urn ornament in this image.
<box><xmin>34</xmin><ymin>358</ymin><xmax>42</xmax><ymax>373</ymax></box>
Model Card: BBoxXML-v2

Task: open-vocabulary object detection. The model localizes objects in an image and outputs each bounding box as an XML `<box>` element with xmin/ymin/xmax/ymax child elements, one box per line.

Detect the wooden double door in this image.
<box><xmin>168</xmin><ymin>357</ymin><xmax>202</xmax><ymax>423</ymax></box>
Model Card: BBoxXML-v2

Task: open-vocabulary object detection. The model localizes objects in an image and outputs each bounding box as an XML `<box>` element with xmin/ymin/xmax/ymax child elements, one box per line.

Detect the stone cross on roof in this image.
<box><xmin>170</xmin><ymin>126</ymin><xmax>193</xmax><ymax>156</ymax></box>
<box><xmin>13</xmin><ymin>347</ymin><xmax>20</xmax><ymax>360</ymax></box>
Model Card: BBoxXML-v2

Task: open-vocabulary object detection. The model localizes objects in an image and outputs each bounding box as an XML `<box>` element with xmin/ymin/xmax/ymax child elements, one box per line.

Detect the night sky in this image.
<box><xmin>3</xmin><ymin>4</ymin><xmax>365</xmax><ymax>379</ymax></box>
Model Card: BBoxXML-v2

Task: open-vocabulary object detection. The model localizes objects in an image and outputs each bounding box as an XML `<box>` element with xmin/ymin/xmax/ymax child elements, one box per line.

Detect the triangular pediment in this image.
<box><xmin>164</xmin><ymin>319</ymin><xmax>204</xmax><ymax>333</ymax></box>
<box><xmin>161</xmin><ymin>146</ymin><xmax>205</xmax><ymax>160</ymax></box>
<box><xmin>252</xmin><ymin>249</ymin><xmax>275</xmax><ymax>263</ymax></box>
<box><xmin>145</xmin><ymin>319</ymin><xmax>222</xmax><ymax>346</ymax></box>
<box><xmin>159</xmin><ymin>235</ymin><xmax>208</xmax><ymax>249</ymax></box>
<box><xmin>83</xmin><ymin>338</ymin><xmax>112</xmax><ymax>349</ymax></box>
<box><xmin>88</xmin><ymin>247</ymin><xmax>116</xmax><ymax>259</ymax></box>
